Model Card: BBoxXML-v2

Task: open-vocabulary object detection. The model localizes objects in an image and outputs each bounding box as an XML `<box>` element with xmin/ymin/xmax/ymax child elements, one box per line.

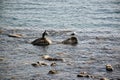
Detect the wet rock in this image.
<box><xmin>77</xmin><ymin>72</ymin><xmax>91</xmax><ymax>78</ymax></box>
<box><xmin>48</xmin><ymin>70</ymin><xmax>58</xmax><ymax>74</ymax></box>
<box><xmin>31</xmin><ymin>30</ymin><xmax>52</xmax><ymax>46</ymax></box>
<box><xmin>42</xmin><ymin>55</ymin><xmax>63</xmax><ymax>61</ymax></box>
<box><xmin>106</xmin><ymin>64</ymin><xmax>113</xmax><ymax>71</ymax></box>
<box><xmin>62</xmin><ymin>36</ymin><xmax>78</xmax><ymax>45</ymax></box>
<box><xmin>100</xmin><ymin>77</ymin><xmax>109</xmax><ymax>80</ymax></box>
<box><xmin>31</xmin><ymin>61</ymin><xmax>48</xmax><ymax>67</ymax></box>
<box><xmin>39</xmin><ymin>62</ymin><xmax>48</xmax><ymax>66</ymax></box>
<box><xmin>31</xmin><ymin>62</ymin><xmax>39</xmax><ymax>67</ymax></box>
<box><xmin>70</xmin><ymin>32</ymin><xmax>77</xmax><ymax>36</ymax></box>
<box><xmin>77</xmin><ymin>72</ymin><xmax>88</xmax><ymax>77</ymax></box>
<box><xmin>8</xmin><ymin>34</ymin><xmax>23</xmax><ymax>38</ymax></box>
<box><xmin>50</xmin><ymin>62</ymin><xmax>57</xmax><ymax>66</ymax></box>
<box><xmin>0</xmin><ymin>58</ymin><xmax>4</xmax><ymax>61</ymax></box>
<box><xmin>42</xmin><ymin>55</ymin><xmax>51</xmax><ymax>59</ymax></box>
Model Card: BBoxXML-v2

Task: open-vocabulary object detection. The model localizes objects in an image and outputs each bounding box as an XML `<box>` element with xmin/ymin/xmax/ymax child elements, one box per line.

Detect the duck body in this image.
<box><xmin>31</xmin><ymin>30</ymin><xmax>52</xmax><ymax>46</ymax></box>
<box><xmin>31</xmin><ymin>37</ymin><xmax>52</xmax><ymax>46</ymax></box>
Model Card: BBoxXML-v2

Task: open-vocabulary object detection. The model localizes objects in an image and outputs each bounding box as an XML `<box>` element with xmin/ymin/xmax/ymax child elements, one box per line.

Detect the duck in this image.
<box><xmin>31</xmin><ymin>30</ymin><xmax>52</xmax><ymax>46</ymax></box>
<box><xmin>62</xmin><ymin>36</ymin><xmax>78</xmax><ymax>45</ymax></box>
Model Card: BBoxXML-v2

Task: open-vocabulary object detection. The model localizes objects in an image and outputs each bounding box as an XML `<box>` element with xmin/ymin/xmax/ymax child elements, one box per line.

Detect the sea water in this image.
<box><xmin>0</xmin><ymin>0</ymin><xmax>120</xmax><ymax>80</ymax></box>
<box><xmin>0</xmin><ymin>0</ymin><xmax>120</xmax><ymax>30</ymax></box>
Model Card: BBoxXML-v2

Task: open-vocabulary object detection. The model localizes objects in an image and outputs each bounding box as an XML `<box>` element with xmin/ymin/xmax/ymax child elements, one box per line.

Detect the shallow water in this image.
<box><xmin>0</xmin><ymin>27</ymin><xmax>120</xmax><ymax>80</ymax></box>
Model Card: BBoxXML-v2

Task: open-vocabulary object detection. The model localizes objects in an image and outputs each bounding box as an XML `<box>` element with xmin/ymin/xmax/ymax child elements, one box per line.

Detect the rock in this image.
<box><xmin>70</xmin><ymin>32</ymin><xmax>77</xmax><ymax>36</ymax></box>
<box><xmin>77</xmin><ymin>72</ymin><xmax>88</xmax><ymax>77</ymax></box>
<box><xmin>31</xmin><ymin>62</ymin><xmax>39</xmax><ymax>67</ymax></box>
<box><xmin>8</xmin><ymin>34</ymin><xmax>22</xmax><ymax>38</ymax></box>
<box><xmin>42</xmin><ymin>55</ymin><xmax>63</xmax><ymax>61</ymax></box>
<box><xmin>48</xmin><ymin>70</ymin><xmax>58</xmax><ymax>74</ymax></box>
<box><xmin>77</xmin><ymin>72</ymin><xmax>93</xmax><ymax>78</ymax></box>
<box><xmin>50</xmin><ymin>62</ymin><xmax>57</xmax><ymax>66</ymax></box>
<box><xmin>100</xmin><ymin>78</ymin><xmax>109</xmax><ymax>80</ymax></box>
<box><xmin>62</xmin><ymin>37</ymin><xmax>78</xmax><ymax>45</ymax></box>
<box><xmin>0</xmin><ymin>58</ymin><xmax>4</xmax><ymax>61</ymax></box>
<box><xmin>106</xmin><ymin>64</ymin><xmax>113</xmax><ymax>71</ymax></box>
<box><xmin>39</xmin><ymin>62</ymin><xmax>48</xmax><ymax>66</ymax></box>
<box><xmin>31</xmin><ymin>61</ymin><xmax>48</xmax><ymax>67</ymax></box>
<box><xmin>31</xmin><ymin>30</ymin><xmax>52</xmax><ymax>46</ymax></box>
<box><xmin>42</xmin><ymin>55</ymin><xmax>51</xmax><ymax>59</ymax></box>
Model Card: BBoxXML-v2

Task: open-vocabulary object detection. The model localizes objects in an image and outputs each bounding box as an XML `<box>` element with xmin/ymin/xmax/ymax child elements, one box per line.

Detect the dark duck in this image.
<box><xmin>31</xmin><ymin>30</ymin><xmax>52</xmax><ymax>46</ymax></box>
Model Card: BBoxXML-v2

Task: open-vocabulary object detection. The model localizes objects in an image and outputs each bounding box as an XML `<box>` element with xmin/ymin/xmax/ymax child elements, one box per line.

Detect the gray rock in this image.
<box><xmin>62</xmin><ymin>36</ymin><xmax>78</xmax><ymax>45</ymax></box>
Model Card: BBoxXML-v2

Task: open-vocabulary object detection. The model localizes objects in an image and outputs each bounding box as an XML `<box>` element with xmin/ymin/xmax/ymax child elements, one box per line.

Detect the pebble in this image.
<box><xmin>8</xmin><ymin>34</ymin><xmax>23</xmax><ymax>38</ymax></box>
<box><xmin>48</xmin><ymin>70</ymin><xmax>58</xmax><ymax>74</ymax></box>
<box><xmin>0</xmin><ymin>58</ymin><xmax>4</xmax><ymax>61</ymax></box>
<box><xmin>77</xmin><ymin>72</ymin><xmax>92</xmax><ymax>78</ymax></box>
<box><xmin>50</xmin><ymin>62</ymin><xmax>57</xmax><ymax>66</ymax></box>
<box><xmin>106</xmin><ymin>64</ymin><xmax>113</xmax><ymax>71</ymax></box>
<box><xmin>62</xmin><ymin>36</ymin><xmax>78</xmax><ymax>45</ymax></box>
<box><xmin>100</xmin><ymin>77</ymin><xmax>109</xmax><ymax>80</ymax></box>
<box><xmin>31</xmin><ymin>63</ymin><xmax>39</xmax><ymax>67</ymax></box>
<box><xmin>31</xmin><ymin>61</ymin><xmax>48</xmax><ymax>67</ymax></box>
<box><xmin>42</xmin><ymin>55</ymin><xmax>63</xmax><ymax>61</ymax></box>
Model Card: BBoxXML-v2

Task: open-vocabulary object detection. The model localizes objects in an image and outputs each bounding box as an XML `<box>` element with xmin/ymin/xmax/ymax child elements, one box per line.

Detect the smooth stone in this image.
<box><xmin>77</xmin><ymin>72</ymin><xmax>93</xmax><ymax>78</ymax></box>
<box><xmin>31</xmin><ymin>61</ymin><xmax>48</xmax><ymax>67</ymax></box>
<box><xmin>0</xmin><ymin>58</ymin><xmax>4</xmax><ymax>61</ymax></box>
<box><xmin>39</xmin><ymin>62</ymin><xmax>48</xmax><ymax>66</ymax></box>
<box><xmin>62</xmin><ymin>36</ymin><xmax>78</xmax><ymax>45</ymax></box>
<box><xmin>42</xmin><ymin>55</ymin><xmax>63</xmax><ymax>61</ymax></box>
<box><xmin>50</xmin><ymin>62</ymin><xmax>57</xmax><ymax>66</ymax></box>
<box><xmin>100</xmin><ymin>78</ymin><xmax>109</xmax><ymax>80</ymax></box>
<box><xmin>31</xmin><ymin>37</ymin><xmax>52</xmax><ymax>46</ymax></box>
<box><xmin>42</xmin><ymin>55</ymin><xmax>51</xmax><ymax>59</ymax></box>
<box><xmin>70</xmin><ymin>32</ymin><xmax>77</xmax><ymax>35</ymax></box>
<box><xmin>48</xmin><ymin>70</ymin><xmax>58</xmax><ymax>74</ymax></box>
<box><xmin>8</xmin><ymin>34</ymin><xmax>22</xmax><ymax>38</ymax></box>
<box><xmin>106</xmin><ymin>64</ymin><xmax>113</xmax><ymax>71</ymax></box>
<box><xmin>31</xmin><ymin>62</ymin><xmax>39</xmax><ymax>67</ymax></box>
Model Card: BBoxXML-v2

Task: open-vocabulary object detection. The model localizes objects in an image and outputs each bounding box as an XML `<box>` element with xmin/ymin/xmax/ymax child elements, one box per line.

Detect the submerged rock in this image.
<box><xmin>77</xmin><ymin>72</ymin><xmax>94</xmax><ymax>78</ymax></box>
<box><xmin>70</xmin><ymin>32</ymin><xmax>77</xmax><ymax>36</ymax></box>
<box><xmin>106</xmin><ymin>64</ymin><xmax>113</xmax><ymax>71</ymax></box>
<box><xmin>31</xmin><ymin>61</ymin><xmax>48</xmax><ymax>67</ymax></box>
<box><xmin>42</xmin><ymin>55</ymin><xmax>63</xmax><ymax>61</ymax></box>
<box><xmin>50</xmin><ymin>62</ymin><xmax>57</xmax><ymax>66</ymax></box>
<box><xmin>48</xmin><ymin>70</ymin><xmax>58</xmax><ymax>74</ymax></box>
<box><xmin>62</xmin><ymin>36</ymin><xmax>78</xmax><ymax>45</ymax></box>
<box><xmin>8</xmin><ymin>34</ymin><xmax>23</xmax><ymax>38</ymax></box>
<box><xmin>31</xmin><ymin>30</ymin><xmax>52</xmax><ymax>46</ymax></box>
<box><xmin>100</xmin><ymin>77</ymin><xmax>109</xmax><ymax>80</ymax></box>
<box><xmin>31</xmin><ymin>62</ymin><xmax>40</xmax><ymax>67</ymax></box>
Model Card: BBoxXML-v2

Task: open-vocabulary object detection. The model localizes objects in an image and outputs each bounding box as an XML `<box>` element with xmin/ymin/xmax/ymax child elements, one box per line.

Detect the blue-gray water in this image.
<box><xmin>0</xmin><ymin>0</ymin><xmax>120</xmax><ymax>29</ymax></box>
<box><xmin>0</xmin><ymin>0</ymin><xmax>120</xmax><ymax>80</ymax></box>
